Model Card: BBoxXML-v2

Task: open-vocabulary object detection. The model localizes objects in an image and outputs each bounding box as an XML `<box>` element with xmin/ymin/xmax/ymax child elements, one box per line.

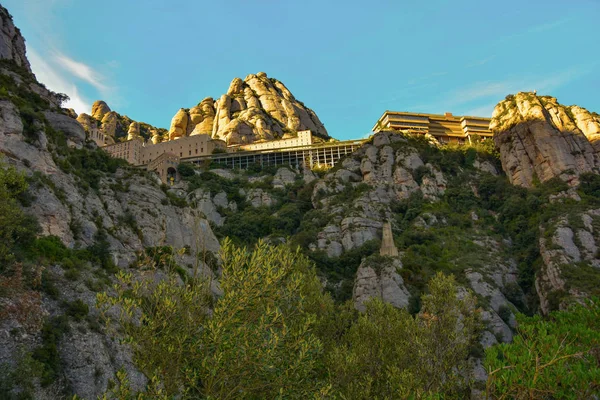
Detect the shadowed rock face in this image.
<box><xmin>0</xmin><ymin>5</ymin><xmax>31</xmax><ymax>72</ymax></box>
<box><xmin>492</xmin><ymin>92</ymin><xmax>600</xmax><ymax>187</ymax></box>
<box><xmin>167</xmin><ymin>72</ymin><xmax>329</xmax><ymax>145</ymax></box>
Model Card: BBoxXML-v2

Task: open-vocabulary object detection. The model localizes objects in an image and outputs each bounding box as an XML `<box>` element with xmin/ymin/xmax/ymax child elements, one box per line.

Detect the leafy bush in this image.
<box><xmin>0</xmin><ymin>159</ymin><xmax>40</xmax><ymax>268</ymax></box>
<box><xmin>580</xmin><ymin>172</ymin><xmax>600</xmax><ymax>200</ymax></box>
<box><xmin>485</xmin><ymin>298</ymin><xmax>600</xmax><ymax>399</ymax></box>
<box><xmin>99</xmin><ymin>239</ymin><xmax>333</xmax><ymax>398</ymax></box>
<box><xmin>56</xmin><ymin>145</ymin><xmax>128</xmax><ymax>191</ymax></box>
<box><xmin>328</xmin><ymin>273</ymin><xmax>479</xmax><ymax>398</ymax></box>
<box><xmin>66</xmin><ymin>300</ymin><xmax>89</xmax><ymax>322</ymax></box>
<box><xmin>32</xmin><ymin>316</ymin><xmax>70</xmax><ymax>386</ymax></box>
<box><xmin>177</xmin><ymin>162</ymin><xmax>195</xmax><ymax>177</ymax></box>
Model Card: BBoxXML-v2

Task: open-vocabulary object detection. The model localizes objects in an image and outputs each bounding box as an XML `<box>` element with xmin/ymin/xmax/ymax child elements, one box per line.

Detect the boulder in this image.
<box><xmin>246</xmin><ymin>188</ymin><xmax>275</xmax><ymax>208</ymax></box>
<box><xmin>0</xmin><ymin>99</ymin><xmax>23</xmax><ymax>135</ymax></box>
<box><xmin>353</xmin><ymin>258</ymin><xmax>410</xmax><ymax>312</ymax></box>
<box><xmin>100</xmin><ymin>111</ymin><xmax>118</xmax><ymax>138</ymax></box>
<box><xmin>189</xmin><ymin>97</ymin><xmax>215</xmax><ymax>135</ymax></box>
<box><xmin>43</xmin><ymin>111</ymin><xmax>86</xmax><ymax>146</ymax></box>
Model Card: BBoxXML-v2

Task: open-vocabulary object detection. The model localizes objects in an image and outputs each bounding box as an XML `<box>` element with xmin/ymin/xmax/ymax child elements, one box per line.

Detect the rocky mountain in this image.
<box><xmin>1</xmin><ymin>3</ymin><xmax>600</xmax><ymax>398</ymax></box>
<box><xmin>76</xmin><ymin>100</ymin><xmax>167</xmax><ymax>145</ymax></box>
<box><xmin>491</xmin><ymin>92</ymin><xmax>600</xmax><ymax>187</ymax></box>
<box><xmin>78</xmin><ymin>72</ymin><xmax>329</xmax><ymax>147</ymax></box>
<box><xmin>167</xmin><ymin>72</ymin><xmax>329</xmax><ymax>145</ymax></box>
<box><xmin>305</xmin><ymin>132</ymin><xmax>519</xmax><ymax>353</ymax></box>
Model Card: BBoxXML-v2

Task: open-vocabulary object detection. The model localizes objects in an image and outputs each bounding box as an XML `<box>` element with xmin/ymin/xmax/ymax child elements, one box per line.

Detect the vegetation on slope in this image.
<box><xmin>485</xmin><ymin>298</ymin><xmax>600</xmax><ymax>399</ymax></box>
<box><xmin>99</xmin><ymin>240</ymin><xmax>481</xmax><ymax>399</ymax></box>
<box><xmin>1</xmin><ymin>53</ymin><xmax>599</xmax><ymax>397</ymax></box>
<box><xmin>97</xmin><ymin>239</ymin><xmax>600</xmax><ymax>399</ymax></box>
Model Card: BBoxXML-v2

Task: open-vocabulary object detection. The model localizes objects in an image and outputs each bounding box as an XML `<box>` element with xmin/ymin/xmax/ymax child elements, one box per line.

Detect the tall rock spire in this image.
<box><xmin>380</xmin><ymin>221</ymin><xmax>399</xmax><ymax>257</ymax></box>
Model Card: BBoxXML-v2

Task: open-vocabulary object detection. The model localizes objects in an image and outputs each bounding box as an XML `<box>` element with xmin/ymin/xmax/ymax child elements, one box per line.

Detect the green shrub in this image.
<box><xmin>0</xmin><ymin>160</ymin><xmax>40</xmax><ymax>268</ymax></box>
<box><xmin>328</xmin><ymin>273</ymin><xmax>479</xmax><ymax>398</ymax></box>
<box><xmin>66</xmin><ymin>300</ymin><xmax>89</xmax><ymax>322</ymax></box>
<box><xmin>485</xmin><ymin>298</ymin><xmax>600</xmax><ymax>399</ymax></box>
<box><xmin>177</xmin><ymin>162</ymin><xmax>195</xmax><ymax>177</ymax></box>
<box><xmin>32</xmin><ymin>315</ymin><xmax>70</xmax><ymax>386</ymax></box>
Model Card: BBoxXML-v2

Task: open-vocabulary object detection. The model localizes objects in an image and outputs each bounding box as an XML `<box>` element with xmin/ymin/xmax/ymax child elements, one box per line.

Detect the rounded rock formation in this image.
<box><xmin>168</xmin><ymin>108</ymin><xmax>189</xmax><ymax>140</ymax></box>
<box><xmin>164</xmin><ymin>72</ymin><xmax>329</xmax><ymax>145</ymax></box>
<box><xmin>127</xmin><ymin>122</ymin><xmax>141</xmax><ymax>140</ymax></box>
<box><xmin>91</xmin><ymin>100</ymin><xmax>111</xmax><ymax>120</ymax></box>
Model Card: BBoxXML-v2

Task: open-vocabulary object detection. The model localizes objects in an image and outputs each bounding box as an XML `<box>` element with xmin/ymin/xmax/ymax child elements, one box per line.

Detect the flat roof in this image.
<box><xmin>372</xmin><ymin>110</ymin><xmax>491</xmax><ymax>132</ymax></box>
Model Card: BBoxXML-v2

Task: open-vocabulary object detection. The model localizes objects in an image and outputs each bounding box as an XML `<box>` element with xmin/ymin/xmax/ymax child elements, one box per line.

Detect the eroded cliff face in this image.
<box><xmin>313</xmin><ymin>133</ymin><xmax>518</xmax><ymax>345</ymax></box>
<box><xmin>3</xmin><ymin>1</ymin><xmax>600</xmax><ymax>394</ymax></box>
<box><xmin>492</xmin><ymin>92</ymin><xmax>600</xmax><ymax>187</ymax></box>
<box><xmin>536</xmin><ymin>207</ymin><xmax>600</xmax><ymax>315</ymax></box>
<box><xmin>0</xmin><ymin>90</ymin><xmax>221</xmax><ymax>398</ymax></box>
<box><xmin>0</xmin><ymin>5</ymin><xmax>31</xmax><ymax>72</ymax></box>
<box><xmin>167</xmin><ymin>72</ymin><xmax>329</xmax><ymax>144</ymax></box>
<box><xmin>0</xmin><ymin>23</ymin><xmax>219</xmax><ymax>395</ymax></box>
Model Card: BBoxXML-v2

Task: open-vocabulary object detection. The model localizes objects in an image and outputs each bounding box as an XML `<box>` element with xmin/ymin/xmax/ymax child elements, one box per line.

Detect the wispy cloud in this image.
<box><xmin>466</xmin><ymin>55</ymin><xmax>496</xmax><ymax>68</ymax></box>
<box><xmin>12</xmin><ymin>0</ymin><xmax>116</xmax><ymax>114</ymax></box>
<box><xmin>54</xmin><ymin>54</ymin><xmax>108</xmax><ymax>92</ymax></box>
<box><xmin>527</xmin><ymin>17</ymin><xmax>572</xmax><ymax>34</ymax></box>
<box><xmin>26</xmin><ymin>45</ymin><xmax>119</xmax><ymax>115</ymax></box>
<box><xmin>417</xmin><ymin>64</ymin><xmax>594</xmax><ymax>116</ymax></box>
<box><xmin>463</xmin><ymin>103</ymin><xmax>496</xmax><ymax>117</ymax></box>
<box><xmin>28</xmin><ymin>48</ymin><xmax>92</xmax><ymax>114</ymax></box>
<box><xmin>454</xmin><ymin>66</ymin><xmax>591</xmax><ymax>105</ymax></box>
<box><xmin>496</xmin><ymin>16</ymin><xmax>574</xmax><ymax>45</ymax></box>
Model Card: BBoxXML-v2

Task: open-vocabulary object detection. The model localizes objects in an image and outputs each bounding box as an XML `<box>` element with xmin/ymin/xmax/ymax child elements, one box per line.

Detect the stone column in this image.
<box><xmin>380</xmin><ymin>221</ymin><xmax>399</xmax><ymax>257</ymax></box>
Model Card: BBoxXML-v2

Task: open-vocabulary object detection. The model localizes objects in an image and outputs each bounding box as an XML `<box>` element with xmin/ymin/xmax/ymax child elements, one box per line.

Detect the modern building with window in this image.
<box><xmin>372</xmin><ymin>111</ymin><xmax>492</xmax><ymax>143</ymax></box>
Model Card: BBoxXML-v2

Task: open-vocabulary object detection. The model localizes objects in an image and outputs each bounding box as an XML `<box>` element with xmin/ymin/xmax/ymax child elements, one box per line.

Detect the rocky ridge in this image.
<box><xmin>491</xmin><ymin>92</ymin><xmax>600</xmax><ymax>188</ymax></box>
<box><xmin>167</xmin><ymin>72</ymin><xmax>329</xmax><ymax>145</ymax></box>
<box><xmin>0</xmin><ymin>13</ymin><xmax>220</xmax><ymax>395</ymax></box>
<box><xmin>536</xmin><ymin>208</ymin><xmax>600</xmax><ymax>315</ymax></box>
<box><xmin>77</xmin><ymin>100</ymin><xmax>167</xmax><ymax>145</ymax></box>
<box><xmin>78</xmin><ymin>70</ymin><xmax>330</xmax><ymax>147</ymax></box>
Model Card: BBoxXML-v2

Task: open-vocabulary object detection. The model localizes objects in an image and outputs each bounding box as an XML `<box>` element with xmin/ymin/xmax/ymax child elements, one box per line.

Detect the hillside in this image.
<box><xmin>0</xmin><ymin>3</ymin><xmax>599</xmax><ymax>399</ymax></box>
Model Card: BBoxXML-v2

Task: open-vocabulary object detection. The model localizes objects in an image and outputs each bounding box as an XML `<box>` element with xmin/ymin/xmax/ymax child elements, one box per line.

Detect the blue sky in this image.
<box><xmin>4</xmin><ymin>0</ymin><xmax>600</xmax><ymax>140</ymax></box>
